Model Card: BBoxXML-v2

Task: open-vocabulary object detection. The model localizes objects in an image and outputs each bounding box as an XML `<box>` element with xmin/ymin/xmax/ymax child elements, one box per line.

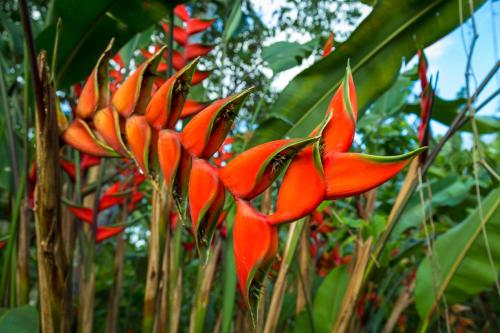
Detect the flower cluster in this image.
<box><xmin>61</xmin><ymin>36</ymin><xmax>424</xmax><ymax>307</ymax></box>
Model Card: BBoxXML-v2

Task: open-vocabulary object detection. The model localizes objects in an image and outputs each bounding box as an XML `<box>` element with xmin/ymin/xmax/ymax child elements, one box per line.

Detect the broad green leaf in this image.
<box><xmin>0</xmin><ymin>306</ymin><xmax>40</xmax><ymax>333</ymax></box>
<box><xmin>262</xmin><ymin>39</ymin><xmax>318</xmax><ymax>74</ymax></box>
<box><xmin>415</xmin><ymin>188</ymin><xmax>500</xmax><ymax>320</ymax></box>
<box><xmin>37</xmin><ymin>0</ymin><xmax>170</xmax><ymax>87</ymax></box>
<box><xmin>392</xmin><ymin>177</ymin><xmax>474</xmax><ymax>237</ymax></box>
<box><xmin>295</xmin><ymin>266</ymin><xmax>349</xmax><ymax>333</ymax></box>
<box><xmin>250</xmin><ymin>0</ymin><xmax>486</xmax><ymax>146</ymax></box>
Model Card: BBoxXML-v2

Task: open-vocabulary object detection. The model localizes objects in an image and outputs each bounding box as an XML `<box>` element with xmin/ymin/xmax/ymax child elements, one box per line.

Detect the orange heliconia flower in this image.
<box><xmin>112</xmin><ymin>46</ymin><xmax>166</xmax><ymax>118</ymax></box>
<box><xmin>125</xmin><ymin>115</ymin><xmax>152</xmax><ymax>175</ymax></box>
<box><xmin>188</xmin><ymin>159</ymin><xmax>225</xmax><ymax>248</ymax></box>
<box><xmin>61</xmin><ymin>119</ymin><xmax>118</xmax><ymax>157</ymax></box>
<box><xmin>181</xmin><ymin>88</ymin><xmax>252</xmax><ymax>159</ymax></box>
<box><xmin>145</xmin><ymin>59</ymin><xmax>198</xmax><ymax>130</ymax></box>
<box><xmin>233</xmin><ymin>199</ymin><xmax>278</xmax><ymax>304</ymax></box>
<box><xmin>76</xmin><ymin>40</ymin><xmax>112</xmax><ymax>119</ymax></box>
<box><xmin>219</xmin><ymin>137</ymin><xmax>318</xmax><ymax>200</ymax></box>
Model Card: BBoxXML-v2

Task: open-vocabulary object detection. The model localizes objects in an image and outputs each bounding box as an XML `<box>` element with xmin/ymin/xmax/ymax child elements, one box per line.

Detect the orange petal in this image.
<box><xmin>112</xmin><ymin>46</ymin><xmax>166</xmax><ymax>117</ymax></box>
<box><xmin>322</xmin><ymin>33</ymin><xmax>334</xmax><ymax>58</ymax></box>
<box><xmin>191</xmin><ymin>70</ymin><xmax>211</xmax><ymax>85</ymax></box>
<box><xmin>99</xmin><ymin>182</ymin><xmax>125</xmax><ymax>210</ymax></box>
<box><xmin>62</xmin><ymin>119</ymin><xmax>118</xmax><ymax>157</ymax></box>
<box><xmin>324</xmin><ymin>148</ymin><xmax>426</xmax><ymax>199</ymax></box>
<box><xmin>233</xmin><ymin>199</ymin><xmax>277</xmax><ymax>305</ymax></box>
<box><xmin>93</xmin><ymin>106</ymin><xmax>129</xmax><ymax>156</ymax></box>
<box><xmin>171</xmin><ymin>50</ymin><xmax>186</xmax><ymax>71</ymax></box>
<box><xmin>322</xmin><ymin>65</ymin><xmax>357</xmax><ymax>153</ymax></box>
<box><xmin>184</xmin><ymin>44</ymin><xmax>213</xmax><ymax>60</ymax></box>
<box><xmin>68</xmin><ymin>206</ymin><xmax>93</xmax><ymax>224</ymax></box>
<box><xmin>158</xmin><ymin>130</ymin><xmax>181</xmax><ymax>192</ymax></box>
<box><xmin>162</xmin><ymin>22</ymin><xmax>188</xmax><ymax>45</ymax></box>
<box><xmin>180</xmin><ymin>100</ymin><xmax>208</xmax><ymax>118</ymax></box>
<box><xmin>188</xmin><ymin>159</ymin><xmax>225</xmax><ymax>248</ymax></box>
<box><xmin>145</xmin><ymin>59</ymin><xmax>198</xmax><ymax>130</ymax></box>
<box><xmin>181</xmin><ymin>88</ymin><xmax>252</xmax><ymax>159</ymax></box>
<box><xmin>269</xmin><ymin>145</ymin><xmax>325</xmax><ymax>224</ymax></box>
<box><xmin>219</xmin><ymin>137</ymin><xmax>318</xmax><ymax>199</ymax></box>
<box><xmin>76</xmin><ymin>40</ymin><xmax>113</xmax><ymax>119</ymax></box>
<box><xmin>96</xmin><ymin>226</ymin><xmax>125</xmax><ymax>243</ymax></box>
<box><xmin>174</xmin><ymin>4</ymin><xmax>190</xmax><ymax>21</ymax></box>
<box><xmin>59</xmin><ymin>159</ymin><xmax>76</xmax><ymax>180</ymax></box>
<box><xmin>125</xmin><ymin>115</ymin><xmax>152</xmax><ymax>175</ymax></box>
<box><xmin>186</xmin><ymin>18</ymin><xmax>215</xmax><ymax>35</ymax></box>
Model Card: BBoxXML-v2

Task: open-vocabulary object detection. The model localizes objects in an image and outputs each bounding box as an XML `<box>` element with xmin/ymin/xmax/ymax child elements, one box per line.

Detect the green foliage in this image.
<box><xmin>0</xmin><ymin>306</ymin><xmax>39</xmax><ymax>333</ymax></box>
<box><xmin>250</xmin><ymin>0</ymin><xmax>486</xmax><ymax>146</ymax></box>
<box><xmin>415</xmin><ymin>187</ymin><xmax>500</xmax><ymax>320</ymax></box>
<box><xmin>36</xmin><ymin>0</ymin><xmax>170</xmax><ymax>87</ymax></box>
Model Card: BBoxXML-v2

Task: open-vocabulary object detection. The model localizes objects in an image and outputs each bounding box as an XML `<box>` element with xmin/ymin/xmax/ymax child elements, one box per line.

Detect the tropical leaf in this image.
<box><xmin>37</xmin><ymin>0</ymin><xmax>170</xmax><ymax>87</ymax></box>
<box><xmin>294</xmin><ymin>266</ymin><xmax>350</xmax><ymax>333</ymax></box>
<box><xmin>250</xmin><ymin>0</ymin><xmax>486</xmax><ymax>146</ymax></box>
<box><xmin>392</xmin><ymin>176</ymin><xmax>475</xmax><ymax>238</ymax></box>
<box><xmin>262</xmin><ymin>39</ymin><xmax>318</xmax><ymax>74</ymax></box>
<box><xmin>0</xmin><ymin>306</ymin><xmax>40</xmax><ymax>333</ymax></box>
<box><xmin>415</xmin><ymin>187</ymin><xmax>500</xmax><ymax>320</ymax></box>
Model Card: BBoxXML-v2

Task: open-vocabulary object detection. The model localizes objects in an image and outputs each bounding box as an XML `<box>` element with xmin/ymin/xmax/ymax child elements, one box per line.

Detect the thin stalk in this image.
<box><xmin>221</xmin><ymin>205</ymin><xmax>237</xmax><ymax>333</ymax></box>
<box><xmin>78</xmin><ymin>165</ymin><xmax>100</xmax><ymax>333</ymax></box>
<box><xmin>105</xmin><ymin>199</ymin><xmax>129</xmax><ymax>333</ymax></box>
<box><xmin>263</xmin><ymin>219</ymin><xmax>306</xmax><ymax>333</ymax></box>
<box><xmin>331</xmin><ymin>237</ymin><xmax>372</xmax><ymax>333</ymax></box>
<box><xmin>0</xmin><ymin>173</ymin><xmax>26</xmax><ymax>304</ymax></box>
<box><xmin>156</xmin><ymin>195</ymin><xmax>173</xmax><ymax>333</ymax></box>
<box><xmin>142</xmin><ymin>186</ymin><xmax>164</xmax><ymax>333</ymax></box>
<box><xmin>168</xmin><ymin>224</ymin><xmax>183</xmax><ymax>333</ymax></box>
<box><xmin>16</xmin><ymin>197</ymin><xmax>30</xmax><ymax>305</ymax></box>
<box><xmin>17</xmin><ymin>45</ymin><xmax>32</xmax><ymax>307</ymax></box>
<box><xmin>296</xmin><ymin>221</ymin><xmax>315</xmax><ymax>333</ymax></box>
<box><xmin>189</xmin><ymin>241</ymin><xmax>222</xmax><ymax>333</ymax></box>
<box><xmin>0</xmin><ymin>60</ymin><xmax>19</xmax><ymax>186</ymax></box>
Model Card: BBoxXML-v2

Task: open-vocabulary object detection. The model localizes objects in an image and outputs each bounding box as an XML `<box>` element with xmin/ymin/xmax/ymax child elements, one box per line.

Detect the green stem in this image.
<box><xmin>0</xmin><ymin>173</ymin><xmax>26</xmax><ymax>303</ymax></box>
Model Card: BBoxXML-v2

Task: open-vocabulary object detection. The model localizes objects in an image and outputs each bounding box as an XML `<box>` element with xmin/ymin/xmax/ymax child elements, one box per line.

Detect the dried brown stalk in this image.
<box><xmin>33</xmin><ymin>52</ymin><xmax>68</xmax><ymax>333</ymax></box>
<box><xmin>331</xmin><ymin>237</ymin><xmax>372</xmax><ymax>333</ymax></box>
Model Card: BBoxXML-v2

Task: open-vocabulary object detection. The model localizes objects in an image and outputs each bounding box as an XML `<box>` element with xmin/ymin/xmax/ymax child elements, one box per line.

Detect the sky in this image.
<box><xmin>250</xmin><ymin>0</ymin><xmax>499</xmax><ymax>129</ymax></box>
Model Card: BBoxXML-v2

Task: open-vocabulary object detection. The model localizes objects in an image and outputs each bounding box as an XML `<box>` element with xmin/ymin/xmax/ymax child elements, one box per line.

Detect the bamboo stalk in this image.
<box><xmin>33</xmin><ymin>52</ymin><xmax>68</xmax><ymax>333</ymax></box>
<box><xmin>156</xmin><ymin>215</ymin><xmax>171</xmax><ymax>333</ymax></box>
<box><xmin>331</xmin><ymin>237</ymin><xmax>372</xmax><ymax>333</ymax></box>
<box><xmin>189</xmin><ymin>241</ymin><xmax>222</xmax><ymax>333</ymax></box>
<box><xmin>263</xmin><ymin>219</ymin><xmax>306</xmax><ymax>333</ymax></box>
<box><xmin>296</xmin><ymin>222</ymin><xmax>311</xmax><ymax>315</ymax></box>
<box><xmin>142</xmin><ymin>186</ymin><xmax>164</xmax><ymax>333</ymax></box>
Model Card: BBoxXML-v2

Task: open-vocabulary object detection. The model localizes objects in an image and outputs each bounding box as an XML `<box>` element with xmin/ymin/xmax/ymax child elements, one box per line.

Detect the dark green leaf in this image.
<box><xmin>0</xmin><ymin>306</ymin><xmax>40</xmax><ymax>333</ymax></box>
<box><xmin>415</xmin><ymin>188</ymin><xmax>500</xmax><ymax>319</ymax></box>
<box><xmin>37</xmin><ymin>0</ymin><xmax>169</xmax><ymax>87</ymax></box>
